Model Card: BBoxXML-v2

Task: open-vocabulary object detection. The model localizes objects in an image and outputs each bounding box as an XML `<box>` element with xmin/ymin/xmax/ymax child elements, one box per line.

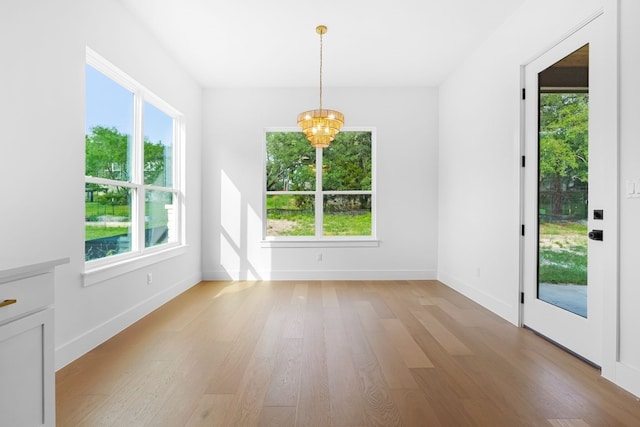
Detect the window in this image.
<box><xmin>265</xmin><ymin>129</ymin><xmax>375</xmax><ymax>240</ymax></box>
<box><xmin>85</xmin><ymin>49</ymin><xmax>182</xmax><ymax>265</ymax></box>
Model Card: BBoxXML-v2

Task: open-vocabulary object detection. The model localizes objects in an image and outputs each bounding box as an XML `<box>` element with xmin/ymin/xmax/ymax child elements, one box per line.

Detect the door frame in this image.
<box><xmin>518</xmin><ymin>2</ymin><xmax>619</xmax><ymax>380</ymax></box>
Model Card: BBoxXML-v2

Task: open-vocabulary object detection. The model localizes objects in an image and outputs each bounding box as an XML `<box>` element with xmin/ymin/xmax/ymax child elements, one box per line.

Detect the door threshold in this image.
<box><xmin>523</xmin><ymin>325</ymin><xmax>601</xmax><ymax>370</ymax></box>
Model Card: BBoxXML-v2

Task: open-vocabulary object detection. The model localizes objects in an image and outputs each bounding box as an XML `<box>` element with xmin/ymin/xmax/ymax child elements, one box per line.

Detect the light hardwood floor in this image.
<box><xmin>56</xmin><ymin>280</ymin><xmax>640</xmax><ymax>426</ymax></box>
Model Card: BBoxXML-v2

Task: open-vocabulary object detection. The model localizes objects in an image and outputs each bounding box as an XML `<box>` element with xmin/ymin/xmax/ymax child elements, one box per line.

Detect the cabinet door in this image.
<box><xmin>0</xmin><ymin>308</ymin><xmax>54</xmax><ymax>427</ymax></box>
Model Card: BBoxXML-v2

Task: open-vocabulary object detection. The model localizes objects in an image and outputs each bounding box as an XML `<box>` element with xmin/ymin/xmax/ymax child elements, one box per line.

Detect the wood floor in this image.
<box><xmin>56</xmin><ymin>280</ymin><xmax>640</xmax><ymax>426</ymax></box>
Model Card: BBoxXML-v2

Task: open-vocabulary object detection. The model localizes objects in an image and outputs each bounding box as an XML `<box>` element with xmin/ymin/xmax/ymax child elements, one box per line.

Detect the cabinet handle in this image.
<box><xmin>0</xmin><ymin>299</ymin><xmax>17</xmax><ymax>308</ymax></box>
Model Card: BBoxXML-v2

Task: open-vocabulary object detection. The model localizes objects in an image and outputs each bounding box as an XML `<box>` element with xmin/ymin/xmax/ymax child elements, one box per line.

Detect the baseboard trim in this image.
<box><xmin>55</xmin><ymin>272</ymin><xmax>201</xmax><ymax>371</ymax></box>
<box><xmin>437</xmin><ymin>270</ymin><xmax>518</xmax><ymax>325</ymax></box>
<box><xmin>614</xmin><ymin>362</ymin><xmax>640</xmax><ymax>398</ymax></box>
<box><xmin>202</xmin><ymin>269</ymin><xmax>437</xmax><ymax>281</ymax></box>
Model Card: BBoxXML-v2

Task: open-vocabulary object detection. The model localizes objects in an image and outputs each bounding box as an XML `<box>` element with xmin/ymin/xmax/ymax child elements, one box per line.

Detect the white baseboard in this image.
<box><xmin>437</xmin><ymin>270</ymin><xmax>518</xmax><ymax>325</ymax></box>
<box><xmin>55</xmin><ymin>272</ymin><xmax>201</xmax><ymax>371</ymax></box>
<box><xmin>202</xmin><ymin>269</ymin><xmax>437</xmax><ymax>281</ymax></box>
<box><xmin>613</xmin><ymin>362</ymin><xmax>640</xmax><ymax>398</ymax></box>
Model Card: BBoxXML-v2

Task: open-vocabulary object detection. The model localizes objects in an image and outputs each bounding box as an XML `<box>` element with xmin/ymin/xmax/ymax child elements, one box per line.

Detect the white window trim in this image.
<box><xmin>84</xmin><ymin>48</ymin><xmax>185</xmax><ymax>285</ymax></box>
<box><xmin>260</xmin><ymin>239</ymin><xmax>379</xmax><ymax>248</ymax></box>
<box><xmin>82</xmin><ymin>245</ymin><xmax>187</xmax><ymax>287</ymax></box>
<box><xmin>262</xmin><ymin>127</ymin><xmax>378</xmax><ymax>247</ymax></box>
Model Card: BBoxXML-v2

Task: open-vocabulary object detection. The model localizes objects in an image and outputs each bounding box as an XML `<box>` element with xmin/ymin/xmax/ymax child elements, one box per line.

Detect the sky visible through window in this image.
<box><xmin>85</xmin><ymin>65</ymin><xmax>173</xmax><ymax>146</ymax></box>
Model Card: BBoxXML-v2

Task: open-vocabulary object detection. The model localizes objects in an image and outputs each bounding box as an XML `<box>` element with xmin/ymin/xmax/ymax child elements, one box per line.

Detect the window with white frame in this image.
<box><xmin>85</xmin><ymin>50</ymin><xmax>182</xmax><ymax>264</ymax></box>
<box><xmin>265</xmin><ymin>129</ymin><xmax>375</xmax><ymax>239</ymax></box>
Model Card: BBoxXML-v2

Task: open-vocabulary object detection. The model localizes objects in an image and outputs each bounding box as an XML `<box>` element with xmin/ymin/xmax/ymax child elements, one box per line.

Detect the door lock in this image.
<box><xmin>588</xmin><ymin>229</ymin><xmax>603</xmax><ymax>241</ymax></box>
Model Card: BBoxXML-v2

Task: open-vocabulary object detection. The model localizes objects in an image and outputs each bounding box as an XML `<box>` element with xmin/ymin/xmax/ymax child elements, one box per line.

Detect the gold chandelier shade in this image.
<box><xmin>297</xmin><ymin>108</ymin><xmax>345</xmax><ymax>149</ymax></box>
<box><xmin>298</xmin><ymin>25</ymin><xmax>344</xmax><ymax>148</ymax></box>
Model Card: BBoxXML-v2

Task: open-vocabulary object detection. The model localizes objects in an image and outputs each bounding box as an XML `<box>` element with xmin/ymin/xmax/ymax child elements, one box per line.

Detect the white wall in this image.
<box><xmin>439</xmin><ymin>0</ymin><xmax>640</xmax><ymax>397</ymax></box>
<box><xmin>438</xmin><ymin>0</ymin><xmax>604</xmax><ymax>323</ymax></box>
<box><xmin>0</xmin><ymin>0</ymin><xmax>203</xmax><ymax>369</ymax></box>
<box><xmin>4</xmin><ymin>0</ymin><xmax>636</xmax><ymax>396</ymax></box>
<box><xmin>202</xmin><ymin>87</ymin><xmax>438</xmax><ymax>280</ymax></box>
<box><xmin>617</xmin><ymin>0</ymin><xmax>640</xmax><ymax>397</ymax></box>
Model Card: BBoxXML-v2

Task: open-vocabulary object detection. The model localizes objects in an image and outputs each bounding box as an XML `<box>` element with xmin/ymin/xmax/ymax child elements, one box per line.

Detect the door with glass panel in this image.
<box><xmin>522</xmin><ymin>16</ymin><xmax>610</xmax><ymax>365</ymax></box>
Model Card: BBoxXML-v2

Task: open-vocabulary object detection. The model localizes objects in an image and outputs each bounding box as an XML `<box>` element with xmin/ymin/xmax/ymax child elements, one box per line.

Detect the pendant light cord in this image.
<box><xmin>319</xmin><ymin>30</ymin><xmax>323</xmax><ymax>111</ymax></box>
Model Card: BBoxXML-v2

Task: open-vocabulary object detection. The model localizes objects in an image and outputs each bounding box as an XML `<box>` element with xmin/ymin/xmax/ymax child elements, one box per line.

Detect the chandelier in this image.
<box><xmin>297</xmin><ymin>25</ymin><xmax>344</xmax><ymax>148</ymax></box>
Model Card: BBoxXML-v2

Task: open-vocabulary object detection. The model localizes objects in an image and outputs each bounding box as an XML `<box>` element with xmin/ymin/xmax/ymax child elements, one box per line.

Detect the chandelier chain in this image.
<box><xmin>319</xmin><ymin>30</ymin><xmax>323</xmax><ymax>111</ymax></box>
<box><xmin>297</xmin><ymin>24</ymin><xmax>343</xmax><ymax>149</ymax></box>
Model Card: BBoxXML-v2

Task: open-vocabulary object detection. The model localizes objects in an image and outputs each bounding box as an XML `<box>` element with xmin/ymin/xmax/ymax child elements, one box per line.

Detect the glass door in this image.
<box><xmin>537</xmin><ymin>45</ymin><xmax>589</xmax><ymax>318</ymax></box>
<box><xmin>522</xmin><ymin>15</ymin><xmax>608</xmax><ymax>366</ymax></box>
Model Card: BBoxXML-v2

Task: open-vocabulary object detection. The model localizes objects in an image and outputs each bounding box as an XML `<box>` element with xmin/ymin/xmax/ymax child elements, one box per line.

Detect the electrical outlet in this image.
<box><xmin>147</xmin><ymin>273</ymin><xmax>153</xmax><ymax>284</ymax></box>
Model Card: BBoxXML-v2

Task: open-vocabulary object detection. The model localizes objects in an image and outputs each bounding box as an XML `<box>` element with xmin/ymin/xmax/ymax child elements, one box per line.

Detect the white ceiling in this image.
<box><xmin>119</xmin><ymin>0</ymin><xmax>526</xmax><ymax>88</ymax></box>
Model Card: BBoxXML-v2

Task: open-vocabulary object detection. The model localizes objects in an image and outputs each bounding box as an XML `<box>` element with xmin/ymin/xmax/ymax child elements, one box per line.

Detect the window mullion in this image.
<box><xmin>134</xmin><ymin>92</ymin><xmax>145</xmax><ymax>253</ymax></box>
<box><xmin>85</xmin><ymin>176</ymin><xmax>137</xmax><ymax>188</ymax></box>
<box><xmin>315</xmin><ymin>147</ymin><xmax>323</xmax><ymax>237</ymax></box>
<box><xmin>172</xmin><ymin>118</ymin><xmax>182</xmax><ymax>245</ymax></box>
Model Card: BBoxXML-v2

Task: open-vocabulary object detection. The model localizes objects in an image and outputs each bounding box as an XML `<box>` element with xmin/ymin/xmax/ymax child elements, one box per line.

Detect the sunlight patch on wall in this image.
<box><xmin>220</xmin><ymin>235</ymin><xmax>240</xmax><ymax>280</ymax></box>
<box><xmin>220</xmin><ymin>170</ymin><xmax>241</xmax><ymax>279</ymax></box>
<box><xmin>221</xmin><ymin>170</ymin><xmax>241</xmax><ymax>247</ymax></box>
<box><xmin>246</xmin><ymin>204</ymin><xmax>263</xmax><ymax>280</ymax></box>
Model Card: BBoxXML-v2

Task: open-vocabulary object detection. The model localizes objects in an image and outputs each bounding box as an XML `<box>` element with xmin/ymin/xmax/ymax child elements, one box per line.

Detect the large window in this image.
<box><xmin>265</xmin><ymin>129</ymin><xmax>374</xmax><ymax>239</ymax></box>
<box><xmin>85</xmin><ymin>50</ymin><xmax>182</xmax><ymax>264</ymax></box>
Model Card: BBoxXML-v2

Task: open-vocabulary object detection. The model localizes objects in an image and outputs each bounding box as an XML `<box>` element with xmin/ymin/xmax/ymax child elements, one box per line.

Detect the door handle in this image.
<box><xmin>588</xmin><ymin>230</ymin><xmax>603</xmax><ymax>241</ymax></box>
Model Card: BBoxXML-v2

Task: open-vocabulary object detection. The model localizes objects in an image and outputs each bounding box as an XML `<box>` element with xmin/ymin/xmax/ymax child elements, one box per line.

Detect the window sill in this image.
<box><xmin>260</xmin><ymin>239</ymin><xmax>380</xmax><ymax>248</ymax></box>
<box><xmin>82</xmin><ymin>245</ymin><xmax>187</xmax><ymax>287</ymax></box>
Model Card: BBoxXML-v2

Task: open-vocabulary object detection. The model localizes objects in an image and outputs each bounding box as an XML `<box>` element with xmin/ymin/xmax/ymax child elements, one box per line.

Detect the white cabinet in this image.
<box><xmin>0</xmin><ymin>258</ymin><xmax>67</xmax><ymax>427</ymax></box>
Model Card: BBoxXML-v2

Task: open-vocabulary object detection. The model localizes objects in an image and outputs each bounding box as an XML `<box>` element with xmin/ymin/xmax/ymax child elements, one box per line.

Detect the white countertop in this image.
<box><xmin>0</xmin><ymin>258</ymin><xmax>70</xmax><ymax>284</ymax></box>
